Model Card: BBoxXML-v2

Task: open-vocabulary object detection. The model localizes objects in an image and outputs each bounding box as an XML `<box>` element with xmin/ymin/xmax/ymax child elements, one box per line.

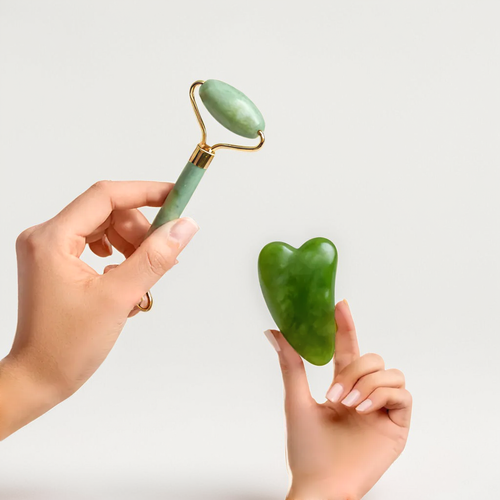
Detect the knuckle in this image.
<box><xmin>279</xmin><ymin>355</ymin><xmax>303</xmax><ymax>376</ymax></box>
<box><xmin>364</xmin><ymin>352</ymin><xmax>385</xmax><ymax>369</ymax></box>
<box><xmin>279</xmin><ymin>358</ymin><xmax>293</xmax><ymax>375</ymax></box>
<box><xmin>391</xmin><ymin>368</ymin><xmax>406</xmax><ymax>384</ymax></box>
<box><xmin>371</xmin><ymin>386</ymin><xmax>384</xmax><ymax>399</ymax></box>
<box><xmin>16</xmin><ymin>227</ymin><xmax>44</xmax><ymax>257</ymax></box>
<box><xmin>89</xmin><ymin>180</ymin><xmax>112</xmax><ymax>197</ymax></box>
<box><xmin>353</xmin><ymin>373</ymin><xmax>376</xmax><ymax>393</ymax></box>
<box><xmin>145</xmin><ymin>248</ymin><xmax>172</xmax><ymax>277</ymax></box>
<box><xmin>279</xmin><ymin>359</ymin><xmax>292</xmax><ymax>375</ymax></box>
<box><xmin>15</xmin><ymin>228</ymin><xmax>33</xmax><ymax>249</ymax></box>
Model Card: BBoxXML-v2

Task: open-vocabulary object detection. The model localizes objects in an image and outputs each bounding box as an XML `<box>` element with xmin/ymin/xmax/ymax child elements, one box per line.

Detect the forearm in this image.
<box><xmin>0</xmin><ymin>355</ymin><xmax>62</xmax><ymax>440</ymax></box>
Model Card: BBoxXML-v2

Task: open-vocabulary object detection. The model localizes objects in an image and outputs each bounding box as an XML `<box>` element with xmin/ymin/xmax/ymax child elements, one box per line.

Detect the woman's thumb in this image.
<box><xmin>264</xmin><ymin>329</ymin><xmax>312</xmax><ymax>408</ymax></box>
<box><xmin>104</xmin><ymin>217</ymin><xmax>199</xmax><ymax>306</ymax></box>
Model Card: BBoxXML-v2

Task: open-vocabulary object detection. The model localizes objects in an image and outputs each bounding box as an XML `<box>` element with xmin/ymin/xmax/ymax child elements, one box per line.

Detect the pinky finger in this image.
<box><xmin>355</xmin><ymin>387</ymin><xmax>412</xmax><ymax>428</ymax></box>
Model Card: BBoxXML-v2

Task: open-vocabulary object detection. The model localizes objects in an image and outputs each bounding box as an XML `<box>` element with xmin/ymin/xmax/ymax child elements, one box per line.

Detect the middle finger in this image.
<box><xmin>87</xmin><ymin>208</ymin><xmax>151</xmax><ymax>258</ymax></box>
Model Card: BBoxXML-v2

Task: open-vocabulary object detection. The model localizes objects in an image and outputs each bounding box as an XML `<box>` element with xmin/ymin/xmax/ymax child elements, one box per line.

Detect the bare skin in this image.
<box><xmin>0</xmin><ymin>180</ymin><xmax>199</xmax><ymax>440</ymax></box>
<box><xmin>265</xmin><ymin>300</ymin><xmax>412</xmax><ymax>500</ymax></box>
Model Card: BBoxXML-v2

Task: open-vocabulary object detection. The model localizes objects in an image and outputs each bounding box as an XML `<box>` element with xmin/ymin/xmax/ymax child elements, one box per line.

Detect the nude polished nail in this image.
<box><xmin>326</xmin><ymin>383</ymin><xmax>343</xmax><ymax>403</ymax></box>
<box><xmin>264</xmin><ymin>330</ymin><xmax>280</xmax><ymax>352</ymax></box>
<box><xmin>356</xmin><ymin>399</ymin><xmax>373</xmax><ymax>412</ymax></box>
<box><xmin>168</xmin><ymin>217</ymin><xmax>199</xmax><ymax>244</ymax></box>
<box><xmin>342</xmin><ymin>390</ymin><xmax>361</xmax><ymax>407</ymax></box>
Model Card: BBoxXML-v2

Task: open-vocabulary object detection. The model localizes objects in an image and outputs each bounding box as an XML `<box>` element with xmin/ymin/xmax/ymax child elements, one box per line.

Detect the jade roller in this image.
<box><xmin>146</xmin><ymin>79</ymin><xmax>265</xmax><ymax>237</ymax></box>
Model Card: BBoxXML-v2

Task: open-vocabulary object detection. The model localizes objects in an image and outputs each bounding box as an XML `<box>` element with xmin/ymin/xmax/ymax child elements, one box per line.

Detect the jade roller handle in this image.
<box><xmin>147</xmin><ymin>161</ymin><xmax>205</xmax><ymax>236</ymax></box>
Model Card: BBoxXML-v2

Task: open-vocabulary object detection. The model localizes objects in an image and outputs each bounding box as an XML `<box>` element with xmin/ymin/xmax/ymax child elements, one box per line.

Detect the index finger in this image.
<box><xmin>52</xmin><ymin>181</ymin><xmax>174</xmax><ymax>237</ymax></box>
<box><xmin>334</xmin><ymin>299</ymin><xmax>360</xmax><ymax>376</ymax></box>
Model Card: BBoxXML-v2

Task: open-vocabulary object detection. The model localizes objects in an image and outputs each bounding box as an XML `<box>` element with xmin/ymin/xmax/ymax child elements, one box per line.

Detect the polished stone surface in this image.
<box><xmin>200</xmin><ymin>79</ymin><xmax>265</xmax><ymax>139</ymax></box>
<box><xmin>258</xmin><ymin>238</ymin><xmax>338</xmax><ymax>366</ymax></box>
<box><xmin>150</xmin><ymin>161</ymin><xmax>205</xmax><ymax>232</ymax></box>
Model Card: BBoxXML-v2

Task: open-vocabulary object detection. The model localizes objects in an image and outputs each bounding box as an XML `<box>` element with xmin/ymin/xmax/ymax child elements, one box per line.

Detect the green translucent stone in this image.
<box><xmin>148</xmin><ymin>161</ymin><xmax>206</xmax><ymax>235</ymax></box>
<box><xmin>199</xmin><ymin>79</ymin><xmax>265</xmax><ymax>139</ymax></box>
<box><xmin>258</xmin><ymin>238</ymin><xmax>338</xmax><ymax>366</ymax></box>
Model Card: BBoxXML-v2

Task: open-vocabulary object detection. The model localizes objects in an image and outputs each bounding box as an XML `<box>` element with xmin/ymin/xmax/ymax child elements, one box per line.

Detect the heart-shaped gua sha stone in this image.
<box><xmin>258</xmin><ymin>237</ymin><xmax>338</xmax><ymax>366</ymax></box>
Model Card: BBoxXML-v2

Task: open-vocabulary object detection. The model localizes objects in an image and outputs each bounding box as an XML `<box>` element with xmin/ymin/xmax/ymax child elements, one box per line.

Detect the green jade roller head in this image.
<box><xmin>147</xmin><ymin>80</ymin><xmax>265</xmax><ymax>236</ymax></box>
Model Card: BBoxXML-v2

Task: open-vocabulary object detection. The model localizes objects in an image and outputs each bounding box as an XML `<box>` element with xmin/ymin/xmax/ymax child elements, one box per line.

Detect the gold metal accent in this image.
<box><xmin>188</xmin><ymin>80</ymin><xmax>265</xmax><ymax>169</ymax></box>
<box><xmin>190</xmin><ymin>80</ymin><xmax>208</xmax><ymax>145</ymax></box>
<box><xmin>189</xmin><ymin>144</ymin><xmax>215</xmax><ymax>169</ymax></box>
<box><xmin>212</xmin><ymin>129</ymin><xmax>265</xmax><ymax>152</ymax></box>
<box><xmin>136</xmin><ymin>291</ymin><xmax>153</xmax><ymax>312</ymax></box>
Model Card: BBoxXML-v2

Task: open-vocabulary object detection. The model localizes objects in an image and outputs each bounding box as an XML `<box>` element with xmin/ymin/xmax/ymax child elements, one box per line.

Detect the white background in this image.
<box><xmin>1</xmin><ymin>1</ymin><xmax>499</xmax><ymax>499</ymax></box>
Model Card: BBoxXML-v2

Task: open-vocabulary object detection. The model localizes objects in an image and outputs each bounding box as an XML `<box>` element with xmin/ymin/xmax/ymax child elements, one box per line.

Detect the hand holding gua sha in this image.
<box><xmin>258</xmin><ymin>238</ymin><xmax>338</xmax><ymax>366</ymax></box>
<box><xmin>146</xmin><ymin>79</ymin><xmax>265</xmax><ymax>237</ymax></box>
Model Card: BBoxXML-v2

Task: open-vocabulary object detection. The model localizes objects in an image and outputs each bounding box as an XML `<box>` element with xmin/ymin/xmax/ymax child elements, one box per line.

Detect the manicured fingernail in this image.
<box><xmin>343</xmin><ymin>298</ymin><xmax>349</xmax><ymax>307</ymax></box>
<box><xmin>356</xmin><ymin>399</ymin><xmax>373</xmax><ymax>412</ymax></box>
<box><xmin>342</xmin><ymin>389</ymin><xmax>361</xmax><ymax>407</ymax></box>
<box><xmin>264</xmin><ymin>330</ymin><xmax>280</xmax><ymax>352</ymax></box>
<box><xmin>326</xmin><ymin>383</ymin><xmax>343</xmax><ymax>403</ymax></box>
<box><xmin>168</xmin><ymin>217</ymin><xmax>199</xmax><ymax>245</ymax></box>
<box><xmin>174</xmin><ymin>259</ymin><xmax>179</xmax><ymax>266</ymax></box>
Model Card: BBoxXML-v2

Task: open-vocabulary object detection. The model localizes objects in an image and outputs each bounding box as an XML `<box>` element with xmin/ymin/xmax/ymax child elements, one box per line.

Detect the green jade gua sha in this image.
<box><xmin>146</xmin><ymin>79</ymin><xmax>265</xmax><ymax>237</ymax></box>
<box><xmin>258</xmin><ymin>238</ymin><xmax>338</xmax><ymax>366</ymax></box>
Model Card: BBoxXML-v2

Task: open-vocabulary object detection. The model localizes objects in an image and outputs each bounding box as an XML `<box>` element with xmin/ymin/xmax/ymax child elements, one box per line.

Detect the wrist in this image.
<box><xmin>0</xmin><ymin>354</ymin><xmax>63</xmax><ymax>440</ymax></box>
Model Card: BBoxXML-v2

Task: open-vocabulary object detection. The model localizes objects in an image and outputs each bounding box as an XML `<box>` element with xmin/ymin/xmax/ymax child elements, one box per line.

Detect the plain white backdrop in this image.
<box><xmin>1</xmin><ymin>1</ymin><xmax>499</xmax><ymax>499</ymax></box>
